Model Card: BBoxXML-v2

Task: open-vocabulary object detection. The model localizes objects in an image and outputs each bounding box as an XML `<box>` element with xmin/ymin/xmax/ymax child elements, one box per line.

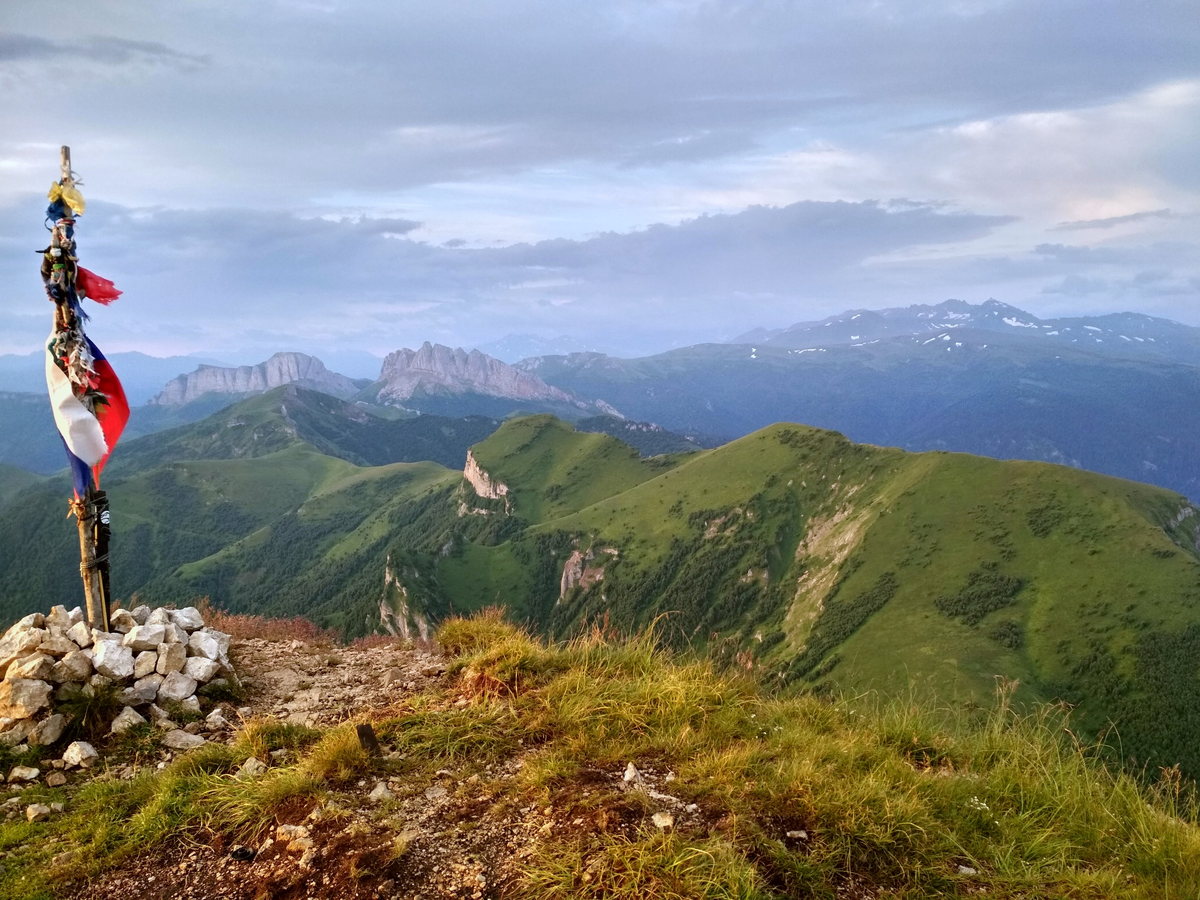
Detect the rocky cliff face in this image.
<box><xmin>151</xmin><ymin>353</ymin><xmax>361</xmax><ymax>405</ymax></box>
<box><xmin>376</xmin><ymin>342</ymin><xmax>580</xmax><ymax>407</ymax></box>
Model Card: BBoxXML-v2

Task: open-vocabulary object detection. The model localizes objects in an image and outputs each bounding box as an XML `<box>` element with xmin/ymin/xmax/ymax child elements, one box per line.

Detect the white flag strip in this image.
<box><xmin>45</xmin><ymin>341</ymin><xmax>108</xmax><ymax>466</ymax></box>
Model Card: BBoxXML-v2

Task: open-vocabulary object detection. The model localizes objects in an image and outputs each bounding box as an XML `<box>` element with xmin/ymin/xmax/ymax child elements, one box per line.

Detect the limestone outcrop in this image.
<box><xmin>376</xmin><ymin>342</ymin><xmax>581</xmax><ymax>406</ymax></box>
<box><xmin>151</xmin><ymin>352</ymin><xmax>361</xmax><ymax>405</ymax></box>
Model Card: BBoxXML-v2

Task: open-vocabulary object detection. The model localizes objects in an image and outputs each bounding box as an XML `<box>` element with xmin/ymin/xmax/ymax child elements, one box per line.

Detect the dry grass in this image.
<box><xmin>193</xmin><ymin>597</ymin><xmax>339</xmax><ymax>645</ymax></box>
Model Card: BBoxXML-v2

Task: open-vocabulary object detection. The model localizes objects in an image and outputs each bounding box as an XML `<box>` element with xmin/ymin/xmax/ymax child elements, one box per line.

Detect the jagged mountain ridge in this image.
<box><xmin>151</xmin><ymin>351</ymin><xmax>366</xmax><ymax>405</ymax></box>
<box><xmin>369</xmin><ymin>341</ymin><xmax>621</xmax><ymax>419</ymax></box>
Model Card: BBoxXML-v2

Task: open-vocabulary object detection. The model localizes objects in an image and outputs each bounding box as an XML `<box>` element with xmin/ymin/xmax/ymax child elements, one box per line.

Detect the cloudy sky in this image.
<box><xmin>1</xmin><ymin>0</ymin><xmax>1197</xmax><ymax>365</ymax></box>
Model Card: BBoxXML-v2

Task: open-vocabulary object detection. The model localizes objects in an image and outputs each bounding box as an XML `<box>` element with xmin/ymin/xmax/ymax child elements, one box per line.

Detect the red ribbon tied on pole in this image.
<box><xmin>76</xmin><ymin>267</ymin><xmax>121</xmax><ymax>305</ymax></box>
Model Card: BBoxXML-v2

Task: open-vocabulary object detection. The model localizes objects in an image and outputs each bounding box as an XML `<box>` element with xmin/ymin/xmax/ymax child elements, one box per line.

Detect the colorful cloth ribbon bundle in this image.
<box><xmin>41</xmin><ymin>176</ymin><xmax>129</xmax><ymax>496</ymax></box>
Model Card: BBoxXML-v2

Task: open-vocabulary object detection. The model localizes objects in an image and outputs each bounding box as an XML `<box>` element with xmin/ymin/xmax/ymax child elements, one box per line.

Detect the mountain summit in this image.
<box><xmin>376</xmin><ymin>342</ymin><xmax>576</xmax><ymax>405</ymax></box>
<box><xmin>151</xmin><ymin>352</ymin><xmax>363</xmax><ymax>405</ymax></box>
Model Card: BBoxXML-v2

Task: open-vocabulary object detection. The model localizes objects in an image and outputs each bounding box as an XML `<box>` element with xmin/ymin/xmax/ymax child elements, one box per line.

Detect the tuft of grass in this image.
<box><xmin>56</xmin><ymin>680</ymin><xmax>123</xmax><ymax>742</ymax></box>
<box><xmin>520</xmin><ymin>830</ymin><xmax>761</xmax><ymax>900</ymax></box>
<box><xmin>437</xmin><ymin>606</ymin><xmax>522</xmax><ymax>656</ymax></box>
<box><xmin>233</xmin><ymin>719</ymin><xmax>322</xmax><ymax>762</ymax></box>
<box><xmin>301</xmin><ymin>726</ymin><xmax>371</xmax><ymax>783</ymax></box>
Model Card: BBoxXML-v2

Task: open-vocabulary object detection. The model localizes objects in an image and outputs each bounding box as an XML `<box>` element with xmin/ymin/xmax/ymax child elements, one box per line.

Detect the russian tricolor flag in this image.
<box><xmin>45</xmin><ymin>336</ymin><xmax>129</xmax><ymax>496</ymax></box>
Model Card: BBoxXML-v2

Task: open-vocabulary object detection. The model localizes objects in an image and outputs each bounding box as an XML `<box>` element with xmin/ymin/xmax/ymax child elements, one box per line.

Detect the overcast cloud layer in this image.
<box><xmin>0</xmin><ymin>1</ymin><xmax>1197</xmax><ymax>360</ymax></box>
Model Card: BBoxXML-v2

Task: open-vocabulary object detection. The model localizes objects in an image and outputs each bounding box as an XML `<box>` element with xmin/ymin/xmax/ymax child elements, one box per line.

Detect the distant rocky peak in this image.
<box><xmin>376</xmin><ymin>342</ymin><xmax>578</xmax><ymax>405</ymax></box>
<box><xmin>151</xmin><ymin>352</ymin><xmax>362</xmax><ymax>405</ymax></box>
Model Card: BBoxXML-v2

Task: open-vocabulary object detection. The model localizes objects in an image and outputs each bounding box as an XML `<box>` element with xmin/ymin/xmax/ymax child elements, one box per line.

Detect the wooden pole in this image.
<box><xmin>49</xmin><ymin>145</ymin><xmax>110</xmax><ymax>632</ymax></box>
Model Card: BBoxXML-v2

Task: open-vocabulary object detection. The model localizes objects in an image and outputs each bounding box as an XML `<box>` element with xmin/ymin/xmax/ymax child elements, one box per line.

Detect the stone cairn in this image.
<box><xmin>0</xmin><ymin>604</ymin><xmax>233</xmax><ymax>770</ymax></box>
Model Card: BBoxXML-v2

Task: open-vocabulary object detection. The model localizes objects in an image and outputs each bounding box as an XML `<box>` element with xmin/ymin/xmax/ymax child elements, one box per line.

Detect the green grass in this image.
<box><xmin>6</xmin><ymin>611</ymin><xmax>1196</xmax><ymax>899</ymax></box>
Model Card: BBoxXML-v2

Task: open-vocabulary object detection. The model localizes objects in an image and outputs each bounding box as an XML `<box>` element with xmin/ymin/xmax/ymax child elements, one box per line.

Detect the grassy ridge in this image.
<box><xmin>2</xmin><ymin>613</ymin><xmax>1198</xmax><ymax>899</ymax></box>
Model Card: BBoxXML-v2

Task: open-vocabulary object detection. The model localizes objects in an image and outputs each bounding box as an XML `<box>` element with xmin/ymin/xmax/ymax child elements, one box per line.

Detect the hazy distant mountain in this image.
<box><xmin>475</xmin><ymin>334</ymin><xmax>596</xmax><ymax>363</ymax></box>
<box><xmin>368</xmin><ymin>341</ymin><xmax>621</xmax><ymax>420</ymax></box>
<box><xmin>734</xmin><ymin>298</ymin><xmax>1200</xmax><ymax>365</ymax></box>
<box><xmin>151</xmin><ymin>351</ymin><xmax>366</xmax><ymax>405</ymax></box>
<box><xmin>520</xmin><ymin>300</ymin><xmax>1200</xmax><ymax>498</ymax></box>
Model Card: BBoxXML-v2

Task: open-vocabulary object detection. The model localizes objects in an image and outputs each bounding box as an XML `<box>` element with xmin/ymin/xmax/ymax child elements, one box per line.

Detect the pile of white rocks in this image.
<box><xmin>0</xmin><ymin>604</ymin><xmax>233</xmax><ymax>750</ymax></box>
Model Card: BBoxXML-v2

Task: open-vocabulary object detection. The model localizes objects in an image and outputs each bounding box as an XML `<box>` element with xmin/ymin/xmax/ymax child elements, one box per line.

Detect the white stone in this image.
<box><xmin>63</xmin><ymin>741</ymin><xmax>99</xmax><ymax>769</ymax></box>
<box><xmin>123</xmin><ymin>624</ymin><xmax>166</xmax><ymax>652</ymax></box>
<box><xmin>187</xmin><ymin>632</ymin><xmax>221</xmax><ymax>661</ymax></box>
<box><xmin>25</xmin><ymin>803</ymin><xmax>51</xmax><ymax>823</ymax></box>
<box><xmin>237</xmin><ymin>757</ymin><xmax>268</xmax><ymax>779</ymax></box>
<box><xmin>162</xmin><ymin>623</ymin><xmax>189</xmax><ymax>645</ymax></box>
<box><xmin>46</xmin><ymin>606</ymin><xmax>72</xmax><ymax>630</ymax></box>
<box><xmin>29</xmin><ymin>714</ymin><xmax>66</xmax><ymax>747</ymax></box>
<box><xmin>109</xmin><ymin>609</ymin><xmax>136</xmax><ymax>634</ymax></box>
<box><xmin>7</xmin><ymin>764</ymin><xmax>39</xmax><ymax>782</ymax></box>
<box><xmin>651</xmin><ymin>812</ymin><xmax>674</xmax><ymax>830</ymax></box>
<box><xmin>51</xmin><ymin>651</ymin><xmax>92</xmax><ymax>684</ymax></box>
<box><xmin>198</xmin><ymin>629</ymin><xmax>231</xmax><ymax>657</ymax></box>
<box><xmin>92</xmin><ymin>641</ymin><xmax>134</xmax><ymax>680</ymax></box>
<box><xmin>89</xmin><ymin>673</ymin><xmax>111</xmax><ymax>688</ymax></box>
<box><xmin>162</xmin><ymin>730</ymin><xmax>206</xmax><ymax>750</ymax></box>
<box><xmin>130</xmin><ymin>674</ymin><xmax>163</xmax><ymax>704</ymax></box>
<box><xmin>7</xmin><ymin>653</ymin><xmax>54</xmax><ymax>682</ymax></box>
<box><xmin>131</xmin><ymin>606</ymin><xmax>151</xmax><ymax>625</ymax></box>
<box><xmin>146</xmin><ymin>608</ymin><xmax>171</xmax><ymax>626</ymax></box>
<box><xmin>368</xmin><ymin>782</ymin><xmax>393</xmax><ymax>802</ymax></box>
<box><xmin>171</xmin><ymin>607</ymin><xmax>205</xmax><ymax>631</ymax></box>
<box><xmin>147</xmin><ymin>703</ymin><xmax>170</xmax><ymax>723</ymax></box>
<box><xmin>156</xmin><ymin>642</ymin><xmax>187</xmax><ymax>675</ymax></box>
<box><xmin>67</xmin><ymin>607</ymin><xmax>83</xmax><ymax>625</ymax></box>
<box><xmin>38</xmin><ymin>635</ymin><xmax>78</xmax><ymax>657</ymax></box>
<box><xmin>183</xmin><ymin>656</ymin><xmax>220</xmax><ymax>683</ymax></box>
<box><xmin>157</xmin><ymin>671</ymin><xmax>198</xmax><ymax>703</ymax></box>
<box><xmin>111</xmin><ymin>706</ymin><xmax>147</xmax><ymax>734</ymax></box>
<box><xmin>0</xmin><ymin>720</ymin><xmax>36</xmax><ymax>746</ymax></box>
<box><xmin>133</xmin><ymin>650</ymin><xmax>158</xmax><ymax>679</ymax></box>
<box><xmin>178</xmin><ymin>695</ymin><xmax>201</xmax><ymax>715</ymax></box>
<box><xmin>0</xmin><ymin>679</ymin><xmax>52</xmax><ymax>719</ymax></box>
<box><xmin>4</xmin><ymin>614</ymin><xmax>44</xmax><ymax>638</ymax></box>
<box><xmin>66</xmin><ymin>621</ymin><xmax>91</xmax><ymax>648</ymax></box>
<box><xmin>0</xmin><ymin>627</ymin><xmax>47</xmax><ymax>676</ymax></box>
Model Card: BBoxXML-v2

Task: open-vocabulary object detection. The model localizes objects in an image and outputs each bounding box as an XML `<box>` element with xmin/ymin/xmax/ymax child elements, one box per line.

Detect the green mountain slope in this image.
<box><xmin>5</xmin><ymin>407</ymin><xmax>1200</xmax><ymax>777</ymax></box>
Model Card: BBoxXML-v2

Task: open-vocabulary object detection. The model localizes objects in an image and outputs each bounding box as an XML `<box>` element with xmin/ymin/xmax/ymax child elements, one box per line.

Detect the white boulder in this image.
<box><xmin>46</xmin><ymin>606</ymin><xmax>73</xmax><ymax>630</ymax></box>
<box><xmin>29</xmin><ymin>714</ymin><xmax>66</xmax><ymax>747</ymax></box>
<box><xmin>111</xmin><ymin>706</ymin><xmax>147</xmax><ymax>734</ymax></box>
<box><xmin>187</xmin><ymin>632</ymin><xmax>222</xmax><ymax>661</ymax></box>
<box><xmin>146</xmin><ymin>608</ymin><xmax>171</xmax><ymax>626</ymax></box>
<box><xmin>7</xmin><ymin>765</ymin><xmax>39</xmax><ymax>782</ymax></box>
<box><xmin>4</xmin><ymin>614</ymin><xmax>44</xmax><ymax>637</ymax></box>
<box><xmin>109</xmin><ymin>609</ymin><xmax>136</xmax><ymax>634</ymax></box>
<box><xmin>156</xmin><ymin>642</ymin><xmax>186</xmax><ymax>675</ymax></box>
<box><xmin>128</xmin><ymin>674</ymin><xmax>163</xmax><ymax>704</ymax></box>
<box><xmin>66</xmin><ymin>621</ymin><xmax>92</xmax><ymax>648</ymax></box>
<box><xmin>131</xmin><ymin>606</ymin><xmax>151</xmax><ymax>625</ymax></box>
<box><xmin>0</xmin><ymin>720</ymin><xmax>36</xmax><ymax>746</ymax></box>
<box><xmin>0</xmin><ymin>627</ymin><xmax>47</xmax><ymax>676</ymax></box>
<box><xmin>63</xmin><ymin>740</ymin><xmax>99</xmax><ymax>769</ymax></box>
<box><xmin>157</xmin><ymin>671</ymin><xmax>198</xmax><ymax>703</ymax></box>
<box><xmin>123</xmin><ymin>624</ymin><xmax>166</xmax><ymax>652</ymax></box>
<box><xmin>38</xmin><ymin>635</ymin><xmax>79</xmax><ymax>657</ymax></box>
<box><xmin>183</xmin><ymin>656</ymin><xmax>220</xmax><ymax>683</ymax></box>
<box><xmin>163</xmin><ymin>623</ymin><xmax>189</xmax><ymax>645</ymax></box>
<box><xmin>51</xmin><ymin>651</ymin><xmax>92</xmax><ymax>684</ymax></box>
<box><xmin>92</xmin><ymin>641</ymin><xmax>134</xmax><ymax>680</ymax></box>
<box><xmin>171</xmin><ymin>607</ymin><xmax>205</xmax><ymax>631</ymax></box>
<box><xmin>0</xmin><ymin>679</ymin><xmax>52</xmax><ymax>719</ymax></box>
<box><xmin>133</xmin><ymin>650</ymin><xmax>158</xmax><ymax>679</ymax></box>
<box><xmin>162</xmin><ymin>729</ymin><xmax>206</xmax><ymax>750</ymax></box>
<box><xmin>7</xmin><ymin>653</ymin><xmax>55</xmax><ymax>682</ymax></box>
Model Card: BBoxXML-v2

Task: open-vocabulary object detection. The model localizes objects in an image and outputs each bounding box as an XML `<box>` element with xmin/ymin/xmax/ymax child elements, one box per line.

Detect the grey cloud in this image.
<box><xmin>2</xmin><ymin>1</ymin><xmax>1196</xmax><ymax>202</ymax></box>
<box><xmin>0</xmin><ymin>31</ymin><xmax>209</xmax><ymax>68</ymax></box>
<box><xmin>0</xmin><ymin>195</ymin><xmax>1017</xmax><ymax>356</ymax></box>
<box><xmin>1052</xmin><ymin>209</ymin><xmax>1174</xmax><ymax>231</ymax></box>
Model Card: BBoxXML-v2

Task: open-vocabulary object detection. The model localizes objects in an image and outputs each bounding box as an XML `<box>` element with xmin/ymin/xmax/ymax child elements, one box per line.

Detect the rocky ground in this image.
<box><xmin>22</xmin><ymin>635</ymin><xmax>702</xmax><ymax>900</ymax></box>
